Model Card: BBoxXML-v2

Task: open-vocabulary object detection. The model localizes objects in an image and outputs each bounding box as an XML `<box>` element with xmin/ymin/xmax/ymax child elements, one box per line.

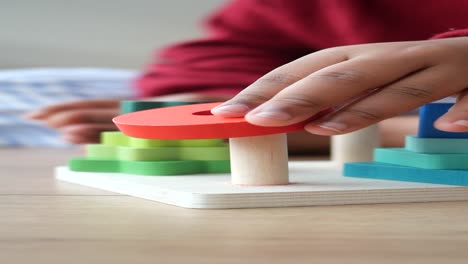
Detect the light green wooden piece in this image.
<box><xmin>100</xmin><ymin>131</ymin><xmax>226</xmax><ymax>148</ymax></box>
<box><xmin>86</xmin><ymin>144</ymin><xmax>230</xmax><ymax>161</ymax></box>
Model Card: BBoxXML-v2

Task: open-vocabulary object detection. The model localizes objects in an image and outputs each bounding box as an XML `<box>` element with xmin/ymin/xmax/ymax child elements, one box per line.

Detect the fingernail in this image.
<box><xmin>316</xmin><ymin>121</ymin><xmax>348</xmax><ymax>133</ymax></box>
<box><xmin>249</xmin><ymin>111</ymin><xmax>292</xmax><ymax>121</ymax></box>
<box><xmin>453</xmin><ymin>120</ymin><xmax>468</xmax><ymax>127</ymax></box>
<box><xmin>211</xmin><ymin>104</ymin><xmax>250</xmax><ymax>115</ymax></box>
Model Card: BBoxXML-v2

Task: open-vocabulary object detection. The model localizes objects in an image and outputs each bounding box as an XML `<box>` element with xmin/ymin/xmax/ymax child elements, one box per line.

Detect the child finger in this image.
<box><xmin>434</xmin><ymin>89</ymin><xmax>468</xmax><ymax>132</ymax></box>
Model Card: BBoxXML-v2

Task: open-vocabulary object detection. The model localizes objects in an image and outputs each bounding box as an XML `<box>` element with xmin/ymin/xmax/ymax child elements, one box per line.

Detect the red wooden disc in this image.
<box><xmin>113</xmin><ymin>102</ymin><xmax>305</xmax><ymax>139</ymax></box>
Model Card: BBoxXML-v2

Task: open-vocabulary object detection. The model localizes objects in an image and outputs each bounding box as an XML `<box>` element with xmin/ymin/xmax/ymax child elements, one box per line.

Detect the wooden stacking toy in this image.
<box><xmin>56</xmin><ymin>100</ymin><xmax>468</xmax><ymax>209</ymax></box>
<box><xmin>69</xmin><ymin>101</ymin><xmax>230</xmax><ymax>176</ymax></box>
<box><xmin>344</xmin><ymin>103</ymin><xmax>468</xmax><ymax>186</ymax></box>
<box><xmin>114</xmin><ymin>102</ymin><xmax>306</xmax><ymax>185</ymax></box>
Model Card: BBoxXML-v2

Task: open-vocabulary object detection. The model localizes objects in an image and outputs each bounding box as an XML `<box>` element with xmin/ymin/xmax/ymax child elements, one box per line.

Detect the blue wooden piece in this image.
<box><xmin>344</xmin><ymin>162</ymin><xmax>468</xmax><ymax>186</ymax></box>
<box><xmin>418</xmin><ymin>103</ymin><xmax>468</xmax><ymax>138</ymax></box>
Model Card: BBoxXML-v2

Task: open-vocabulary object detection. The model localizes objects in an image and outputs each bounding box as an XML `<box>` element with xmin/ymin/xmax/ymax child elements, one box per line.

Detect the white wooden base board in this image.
<box><xmin>55</xmin><ymin>161</ymin><xmax>468</xmax><ymax>209</ymax></box>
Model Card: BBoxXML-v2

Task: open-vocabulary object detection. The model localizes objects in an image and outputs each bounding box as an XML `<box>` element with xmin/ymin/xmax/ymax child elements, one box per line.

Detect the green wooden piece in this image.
<box><xmin>69</xmin><ymin>100</ymin><xmax>229</xmax><ymax>176</ymax></box>
<box><xmin>406</xmin><ymin>135</ymin><xmax>468</xmax><ymax>154</ymax></box>
<box><xmin>120</xmin><ymin>101</ymin><xmax>200</xmax><ymax>114</ymax></box>
<box><xmin>100</xmin><ymin>131</ymin><xmax>128</xmax><ymax>146</ymax></box>
<box><xmin>100</xmin><ymin>131</ymin><xmax>226</xmax><ymax>148</ymax></box>
<box><xmin>86</xmin><ymin>144</ymin><xmax>230</xmax><ymax>161</ymax></box>
<box><xmin>69</xmin><ymin>158</ymin><xmax>230</xmax><ymax>175</ymax></box>
<box><xmin>374</xmin><ymin>148</ymin><xmax>468</xmax><ymax>170</ymax></box>
<box><xmin>87</xmin><ymin>144</ymin><xmax>118</xmax><ymax>159</ymax></box>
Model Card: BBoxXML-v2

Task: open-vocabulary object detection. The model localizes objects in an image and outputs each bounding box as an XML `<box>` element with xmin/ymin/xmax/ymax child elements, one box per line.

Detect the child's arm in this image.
<box><xmin>212</xmin><ymin>36</ymin><xmax>468</xmax><ymax>135</ymax></box>
<box><xmin>26</xmin><ymin>1</ymin><xmax>318</xmax><ymax>145</ymax></box>
<box><xmin>136</xmin><ymin>0</ymin><xmax>319</xmax><ymax>98</ymax></box>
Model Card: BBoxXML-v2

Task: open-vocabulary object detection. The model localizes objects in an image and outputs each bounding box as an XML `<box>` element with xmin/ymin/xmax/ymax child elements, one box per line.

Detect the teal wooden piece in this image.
<box><xmin>344</xmin><ymin>162</ymin><xmax>468</xmax><ymax>186</ymax></box>
<box><xmin>374</xmin><ymin>148</ymin><xmax>468</xmax><ymax>170</ymax></box>
<box><xmin>120</xmin><ymin>101</ymin><xmax>201</xmax><ymax>114</ymax></box>
<box><xmin>86</xmin><ymin>144</ymin><xmax>230</xmax><ymax>161</ymax></box>
<box><xmin>406</xmin><ymin>135</ymin><xmax>468</xmax><ymax>154</ymax></box>
<box><xmin>69</xmin><ymin>158</ymin><xmax>230</xmax><ymax>175</ymax></box>
<box><xmin>100</xmin><ymin>131</ymin><xmax>226</xmax><ymax>148</ymax></box>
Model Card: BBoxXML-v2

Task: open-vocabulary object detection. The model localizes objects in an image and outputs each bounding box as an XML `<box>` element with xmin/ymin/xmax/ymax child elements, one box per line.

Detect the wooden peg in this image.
<box><xmin>113</xmin><ymin>103</ymin><xmax>305</xmax><ymax>186</ymax></box>
<box><xmin>331</xmin><ymin>124</ymin><xmax>379</xmax><ymax>165</ymax></box>
<box><xmin>229</xmin><ymin>133</ymin><xmax>289</xmax><ymax>186</ymax></box>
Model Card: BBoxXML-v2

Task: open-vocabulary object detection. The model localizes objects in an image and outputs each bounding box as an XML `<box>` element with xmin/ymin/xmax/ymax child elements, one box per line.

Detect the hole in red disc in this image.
<box><xmin>192</xmin><ymin>110</ymin><xmax>213</xmax><ymax>116</ymax></box>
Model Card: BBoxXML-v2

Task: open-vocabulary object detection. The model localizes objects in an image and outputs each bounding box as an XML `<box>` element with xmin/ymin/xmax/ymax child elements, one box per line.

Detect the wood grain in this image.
<box><xmin>1</xmin><ymin>148</ymin><xmax>468</xmax><ymax>264</ymax></box>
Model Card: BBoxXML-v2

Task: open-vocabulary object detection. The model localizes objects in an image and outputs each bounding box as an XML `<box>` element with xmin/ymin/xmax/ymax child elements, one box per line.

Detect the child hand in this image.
<box><xmin>212</xmin><ymin>37</ymin><xmax>468</xmax><ymax>135</ymax></box>
<box><xmin>24</xmin><ymin>93</ymin><xmax>233</xmax><ymax>144</ymax></box>
<box><xmin>25</xmin><ymin>99</ymin><xmax>121</xmax><ymax>143</ymax></box>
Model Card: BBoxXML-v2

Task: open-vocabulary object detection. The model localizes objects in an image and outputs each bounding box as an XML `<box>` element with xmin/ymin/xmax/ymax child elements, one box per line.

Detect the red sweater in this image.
<box><xmin>136</xmin><ymin>0</ymin><xmax>468</xmax><ymax>97</ymax></box>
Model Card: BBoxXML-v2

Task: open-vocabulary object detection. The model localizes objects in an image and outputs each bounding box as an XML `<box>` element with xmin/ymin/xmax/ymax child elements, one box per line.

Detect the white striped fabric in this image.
<box><xmin>0</xmin><ymin>68</ymin><xmax>137</xmax><ymax>147</ymax></box>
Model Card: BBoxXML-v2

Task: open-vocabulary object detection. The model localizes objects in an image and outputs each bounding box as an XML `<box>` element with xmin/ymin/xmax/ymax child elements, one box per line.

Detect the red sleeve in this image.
<box><xmin>136</xmin><ymin>0</ymin><xmax>468</xmax><ymax>98</ymax></box>
<box><xmin>431</xmin><ymin>28</ymin><xmax>468</xmax><ymax>39</ymax></box>
<box><xmin>135</xmin><ymin>0</ymin><xmax>314</xmax><ymax>98</ymax></box>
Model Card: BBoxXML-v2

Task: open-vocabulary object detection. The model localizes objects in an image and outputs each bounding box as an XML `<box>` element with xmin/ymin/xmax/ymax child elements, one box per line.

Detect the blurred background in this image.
<box><xmin>0</xmin><ymin>0</ymin><xmax>223</xmax><ymax>69</ymax></box>
<box><xmin>0</xmin><ymin>0</ymin><xmax>224</xmax><ymax>147</ymax></box>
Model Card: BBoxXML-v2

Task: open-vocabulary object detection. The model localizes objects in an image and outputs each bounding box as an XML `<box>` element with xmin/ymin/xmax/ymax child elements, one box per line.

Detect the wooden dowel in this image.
<box><xmin>331</xmin><ymin>124</ymin><xmax>379</xmax><ymax>165</ymax></box>
<box><xmin>229</xmin><ymin>133</ymin><xmax>289</xmax><ymax>186</ymax></box>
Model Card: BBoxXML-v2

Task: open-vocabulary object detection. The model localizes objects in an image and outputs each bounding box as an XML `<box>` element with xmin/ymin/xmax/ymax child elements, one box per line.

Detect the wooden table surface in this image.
<box><xmin>1</xmin><ymin>147</ymin><xmax>468</xmax><ymax>264</ymax></box>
